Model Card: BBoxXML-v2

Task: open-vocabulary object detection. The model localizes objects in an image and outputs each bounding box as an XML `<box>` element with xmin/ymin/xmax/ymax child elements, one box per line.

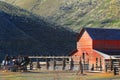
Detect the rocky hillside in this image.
<box><xmin>4</xmin><ymin>0</ymin><xmax>120</xmax><ymax>32</ymax></box>
<box><xmin>0</xmin><ymin>1</ymin><xmax>76</xmax><ymax>61</ymax></box>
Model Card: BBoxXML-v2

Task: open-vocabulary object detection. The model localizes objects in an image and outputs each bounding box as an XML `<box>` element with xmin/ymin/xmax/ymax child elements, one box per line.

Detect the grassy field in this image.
<box><xmin>4</xmin><ymin>0</ymin><xmax>120</xmax><ymax>32</ymax></box>
<box><xmin>0</xmin><ymin>70</ymin><xmax>120</xmax><ymax>80</ymax></box>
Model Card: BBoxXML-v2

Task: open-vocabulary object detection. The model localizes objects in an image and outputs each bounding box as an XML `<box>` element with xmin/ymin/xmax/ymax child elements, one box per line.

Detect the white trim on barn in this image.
<box><xmin>93</xmin><ymin>50</ymin><xmax>117</xmax><ymax>59</ymax></box>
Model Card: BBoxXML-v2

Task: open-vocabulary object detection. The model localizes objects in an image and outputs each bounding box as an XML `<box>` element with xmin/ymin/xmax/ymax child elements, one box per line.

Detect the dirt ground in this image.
<box><xmin>0</xmin><ymin>70</ymin><xmax>120</xmax><ymax>80</ymax></box>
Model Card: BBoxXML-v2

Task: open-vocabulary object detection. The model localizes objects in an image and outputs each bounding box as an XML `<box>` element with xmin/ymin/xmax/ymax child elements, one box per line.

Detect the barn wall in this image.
<box><xmin>77</xmin><ymin>31</ymin><xmax>93</xmax><ymax>50</ymax></box>
<box><xmin>90</xmin><ymin>50</ymin><xmax>105</xmax><ymax>70</ymax></box>
<box><xmin>72</xmin><ymin>49</ymin><xmax>105</xmax><ymax>70</ymax></box>
<box><xmin>93</xmin><ymin>40</ymin><xmax>120</xmax><ymax>50</ymax></box>
<box><xmin>72</xmin><ymin>30</ymin><xmax>94</xmax><ymax>62</ymax></box>
<box><xmin>71</xmin><ymin>28</ymin><xmax>120</xmax><ymax>70</ymax></box>
<box><xmin>71</xmin><ymin>30</ymin><xmax>106</xmax><ymax>70</ymax></box>
<box><xmin>72</xmin><ymin>30</ymin><xmax>93</xmax><ymax>60</ymax></box>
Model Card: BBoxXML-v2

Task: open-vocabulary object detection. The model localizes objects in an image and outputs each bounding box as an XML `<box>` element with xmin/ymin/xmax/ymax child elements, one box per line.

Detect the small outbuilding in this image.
<box><xmin>71</xmin><ymin>28</ymin><xmax>120</xmax><ymax>71</ymax></box>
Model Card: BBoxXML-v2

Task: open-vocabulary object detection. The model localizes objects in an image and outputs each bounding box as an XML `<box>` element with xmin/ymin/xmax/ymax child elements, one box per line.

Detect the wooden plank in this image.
<box><xmin>29</xmin><ymin>56</ymin><xmax>71</xmax><ymax>59</ymax></box>
<box><xmin>29</xmin><ymin>56</ymin><xmax>81</xmax><ymax>59</ymax></box>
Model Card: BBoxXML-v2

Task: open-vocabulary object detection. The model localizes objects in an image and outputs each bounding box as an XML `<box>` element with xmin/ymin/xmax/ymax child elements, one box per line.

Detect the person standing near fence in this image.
<box><xmin>3</xmin><ymin>54</ymin><xmax>11</xmax><ymax>72</ymax></box>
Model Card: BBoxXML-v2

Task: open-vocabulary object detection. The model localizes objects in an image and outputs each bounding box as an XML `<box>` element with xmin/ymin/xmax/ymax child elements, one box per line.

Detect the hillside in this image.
<box><xmin>0</xmin><ymin>1</ymin><xmax>76</xmax><ymax>61</ymax></box>
<box><xmin>4</xmin><ymin>0</ymin><xmax>120</xmax><ymax>32</ymax></box>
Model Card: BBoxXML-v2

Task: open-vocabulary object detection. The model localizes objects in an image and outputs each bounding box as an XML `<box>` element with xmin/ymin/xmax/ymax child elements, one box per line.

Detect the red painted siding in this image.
<box><xmin>71</xmin><ymin>28</ymin><xmax>120</xmax><ymax>70</ymax></box>
<box><xmin>93</xmin><ymin>40</ymin><xmax>120</xmax><ymax>50</ymax></box>
<box><xmin>71</xmin><ymin>29</ymin><xmax>105</xmax><ymax>69</ymax></box>
<box><xmin>77</xmin><ymin>31</ymin><xmax>92</xmax><ymax>50</ymax></box>
<box><xmin>72</xmin><ymin>30</ymin><xmax>93</xmax><ymax>62</ymax></box>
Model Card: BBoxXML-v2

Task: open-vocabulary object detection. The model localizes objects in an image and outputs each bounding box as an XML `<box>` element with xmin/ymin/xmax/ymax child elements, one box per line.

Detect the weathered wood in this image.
<box><xmin>53</xmin><ymin>58</ymin><xmax>56</xmax><ymax>70</ymax></box>
<box><xmin>91</xmin><ymin>64</ymin><xmax>94</xmax><ymax>71</ymax></box>
<box><xmin>114</xmin><ymin>67</ymin><xmax>119</xmax><ymax>75</ymax></box>
<box><xmin>36</xmin><ymin>60</ymin><xmax>40</xmax><ymax>69</ymax></box>
<box><xmin>110</xmin><ymin>58</ymin><xmax>113</xmax><ymax>71</ymax></box>
<box><xmin>62</xmin><ymin>58</ymin><xmax>65</xmax><ymax>70</ymax></box>
<box><xmin>28</xmin><ymin>56</ymin><xmax>120</xmax><ymax>72</ymax></box>
<box><xmin>46</xmin><ymin>58</ymin><xmax>49</xmax><ymax>70</ymax></box>
<box><xmin>30</xmin><ymin>61</ymin><xmax>33</xmax><ymax>70</ymax></box>
<box><xmin>100</xmin><ymin>58</ymin><xmax>102</xmax><ymax>71</ymax></box>
<box><xmin>76</xmin><ymin>57</ymin><xmax>83</xmax><ymax>75</ymax></box>
<box><xmin>80</xmin><ymin>59</ymin><xmax>83</xmax><ymax>74</ymax></box>
<box><xmin>105</xmin><ymin>65</ymin><xmax>107</xmax><ymax>72</ymax></box>
<box><xmin>29</xmin><ymin>56</ymin><xmax>71</xmax><ymax>59</ymax></box>
<box><xmin>70</xmin><ymin>58</ymin><xmax>74</xmax><ymax>70</ymax></box>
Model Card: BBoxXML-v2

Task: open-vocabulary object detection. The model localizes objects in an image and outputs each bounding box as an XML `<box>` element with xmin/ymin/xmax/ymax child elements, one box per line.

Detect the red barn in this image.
<box><xmin>71</xmin><ymin>28</ymin><xmax>120</xmax><ymax>71</ymax></box>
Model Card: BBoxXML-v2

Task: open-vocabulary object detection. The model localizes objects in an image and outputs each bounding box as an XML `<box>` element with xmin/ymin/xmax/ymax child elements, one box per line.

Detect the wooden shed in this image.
<box><xmin>71</xmin><ymin>28</ymin><xmax>120</xmax><ymax>71</ymax></box>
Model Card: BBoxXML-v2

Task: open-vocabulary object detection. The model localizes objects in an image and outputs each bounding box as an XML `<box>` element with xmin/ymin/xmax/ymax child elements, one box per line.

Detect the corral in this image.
<box><xmin>1</xmin><ymin>28</ymin><xmax>120</xmax><ymax>80</ymax></box>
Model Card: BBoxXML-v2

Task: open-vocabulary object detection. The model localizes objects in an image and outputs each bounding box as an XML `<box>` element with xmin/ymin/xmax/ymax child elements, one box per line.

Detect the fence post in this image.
<box><xmin>118</xmin><ymin>59</ymin><xmax>120</xmax><ymax>66</ymax></box>
<box><xmin>110</xmin><ymin>56</ymin><xmax>113</xmax><ymax>71</ymax></box>
<box><xmin>100</xmin><ymin>58</ymin><xmax>102</xmax><ymax>71</ymax></box>
<box><xmin>46</xmin><ymin>58</ymin><xmax>49</xmax><ymax>70</ymax></box>
<box><xmin>82</xmin><ymin>53</ymin><xmax>85</xmax><ymax>70</ymax></box>
<box><xmin>114</xmin><ymin>67</ymin><xmax>117</xmax><ymax>75</ymax></box>
<box><xmin>76</xmin><ymin>57</ymin><xmax>83</xmax><ymax>75</ymax></box>
<box><xmin>62</xmin><ymin>57</ymin><xmax>65</xmax><ymax>70</ymax></box>
<box><xmin>36</xmin><ymin>58</ymin><xmax>40</xmax><ymax>69</ymax></box>
<box><xmin>53</xmin><ymin>57</ymin><xmax>56</xmax><ymax>70</ymax></box>
<box><xmin>70</xmin><ymin>57</ymin><xmax>74</xmax><ymax>70</ymax></box>
<box><xmin>30</xmin><ymin>61</ymin><xmax>33</xmax><ymax>70</ymax></box>
<box><xmin>80</xmin><ymin>57</ymin><xmax>83</xmax><ymax>74</ymax></box>
<box><xmin>105</xmin><ymin>65</ymin><xmax>107</xmax><ymax>72</ymax></box>
<box><xmin>91</xmin><ymin>64</ymin><xmax>94</xmax><ymax>71</ymax></box>
<box><xmin>87</xmin><ymin>58</ymin><xmax>89</xmax><ymax>70</ymax></box>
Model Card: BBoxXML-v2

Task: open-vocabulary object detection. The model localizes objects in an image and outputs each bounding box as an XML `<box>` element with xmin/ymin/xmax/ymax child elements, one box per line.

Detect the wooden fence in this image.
<box><xmin>28</xmin><ymin>56</ymin><xmax>89</xmax><ymax>71</ymax></box>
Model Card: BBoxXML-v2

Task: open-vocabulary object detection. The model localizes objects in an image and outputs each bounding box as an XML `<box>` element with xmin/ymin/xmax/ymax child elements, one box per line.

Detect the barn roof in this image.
<box><xmin>94</xmin><ymin>49</ymin><xmax>120</xmax><ymax>59</ymax></box>
<box><xmin>83</xmin><ymin>28</ymin><xmax>120</xmax><ymax>40</ymax></box>
<box><xmin>95</xmin><ymin>50</ymin><xmax>120</xmax><ymax>55</ymax></box>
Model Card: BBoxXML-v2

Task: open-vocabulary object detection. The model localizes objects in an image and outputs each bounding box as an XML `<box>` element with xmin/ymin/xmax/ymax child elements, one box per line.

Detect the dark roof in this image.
<box><xmin>84</xmin><ymin>28</ymin><xmax>120</xmax><ymax>40</ymax></box>
<box><xmin>96</xmin><ymin>50</ymin><xmax>120</xmax><ymax>55</ymax></box>
<box><xmin>69</xmin><ymin>49</ymin><xmax>78</xmax><ymax>56</ymax></box>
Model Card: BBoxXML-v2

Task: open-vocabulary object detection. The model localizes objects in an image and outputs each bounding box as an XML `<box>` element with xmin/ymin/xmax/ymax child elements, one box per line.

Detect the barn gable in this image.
<box><xmin>77</xmin><ymin>29</ymin><xmax>93</xmax><ymax>49</ymax></box>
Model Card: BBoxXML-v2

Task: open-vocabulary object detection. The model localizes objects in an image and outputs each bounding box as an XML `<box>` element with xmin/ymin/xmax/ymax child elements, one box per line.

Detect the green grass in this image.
<box><xmin>2</xmin><ymin>0</ymin><xmax>120</xmax><ymax>32</ymax></box>
<box><xmin>0</xmin><ymin>71</ymin><xmax>120</xmax><ymax>80</ymax></box>
<box><xmin>3</xmin><ymin>0</ymin><xmax>120</xmax><ymax>32</ymax></box>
